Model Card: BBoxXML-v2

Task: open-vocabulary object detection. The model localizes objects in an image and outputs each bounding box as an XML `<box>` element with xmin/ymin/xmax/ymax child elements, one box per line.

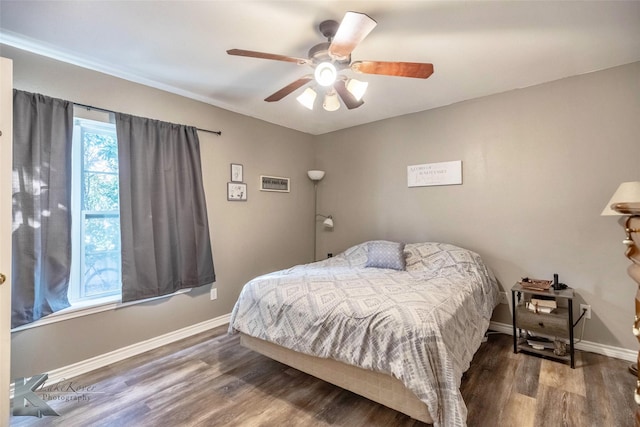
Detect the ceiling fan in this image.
<box><xmin>227</xmin><ymin>11</ymin><xmax>434</xmax><ymax>112</ymax></box>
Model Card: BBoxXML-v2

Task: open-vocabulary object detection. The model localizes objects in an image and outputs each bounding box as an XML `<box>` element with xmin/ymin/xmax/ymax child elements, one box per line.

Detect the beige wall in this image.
<box><xmin>314</xmin><ymin>61</ymin><xmax>640</xmax><ymax>350</ymax></box>
<box><xmin>3</xmin><ymin>45</ymin><xmax>315</xmax><ymax>378</ymax></box>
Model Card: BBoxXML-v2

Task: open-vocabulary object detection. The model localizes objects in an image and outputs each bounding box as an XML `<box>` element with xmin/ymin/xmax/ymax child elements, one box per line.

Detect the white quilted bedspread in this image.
<box><xmin>229</xmin><ymin>242</ymin><xmax>499</xmax><ymax>427</ymax></box>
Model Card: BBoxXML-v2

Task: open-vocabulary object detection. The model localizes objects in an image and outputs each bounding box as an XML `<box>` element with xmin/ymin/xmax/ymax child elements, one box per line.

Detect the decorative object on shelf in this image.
<box><xmin>602</xmin><ymin>181</ymin><xmax>640</xmax><ymax>393</ymax></box>
<box><xmin>553</xmin><ymin>340</ymin><xmax>568</xmax><ymax>357</ymax></box>
<box><xmin>231</xmin><ymin>163</ymin><xmax>243</xmax><ymax>182</ymax></box>
<box><xmin>227</xmin><ymin>182</ymin><xmax>247</xmax><ymax>201</ymax></box>
<box><xmin>260</xmin><ymin>175</ymin><xmax>290</xmax><ymax>192</ymax></box>
<box><xmin>518</xmin><ymin>277</ymin><xmax>552</xmax><ymax>291</ymax></box>
<box><xmin>407</xmin><ymin>161</ymin><xmax>462</xmax><ymax>188</ymax></box>
<box><xmin>308</xmin><ymin>170</ymin><xmax>333</xmax><ymax>261</ymax></box>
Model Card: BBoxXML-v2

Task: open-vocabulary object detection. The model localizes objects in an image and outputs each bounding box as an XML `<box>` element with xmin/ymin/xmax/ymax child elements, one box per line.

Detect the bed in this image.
<box><xmin>229</xmin><ymin>241</ymin><xmax>499</xmax><ymax>426</ymax></box>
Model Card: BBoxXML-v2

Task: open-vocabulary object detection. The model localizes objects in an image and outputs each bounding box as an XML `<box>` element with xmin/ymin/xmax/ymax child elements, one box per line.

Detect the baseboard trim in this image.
<box><xmin>489</xmin><ymin>321</ymin><xmax>637</xmax><ymax>362</ymax></box>
<box><xmin>11</xmin><ymin>313</ymin><xmax>231</xmax><ymax>396</ymax></box>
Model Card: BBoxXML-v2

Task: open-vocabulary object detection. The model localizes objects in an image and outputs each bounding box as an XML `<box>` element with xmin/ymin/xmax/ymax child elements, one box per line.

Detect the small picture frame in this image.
<box><xmin>231</xmin><ymin>163</ymin><xmax>243</xmax><ymax>182</ymax></box>
<box><xmin>227</xmin><ymin>182</ymin><xmax>247</xmax><ymax>201</ymax></box>
<box><xmin>260</xmin><ymin>175</ymin><xmax>290</xmax><ymax>193</ymax></box>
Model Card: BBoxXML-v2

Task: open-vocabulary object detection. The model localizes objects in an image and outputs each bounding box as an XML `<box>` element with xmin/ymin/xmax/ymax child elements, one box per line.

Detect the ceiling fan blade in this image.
<box><xmin>351</xmin><ymin>61</ymin><xmax>434</xmax><ymax>79</ymax></box>
<box><xmin>264</xmin><ymin>76</ymin><xmax>313</xmax><ymax>102</ymax></box>
<box><xmin>328</xmin><ymin>12</ymin><xmax>377</xmax><ymax>60</ymax></box>
<box><xmin>227</xmin><ymin>49</ymin><xmax>310</xmax><ymax>65</ymax></box>
<box><xmin>333</xmin><ymin>80</ymin><xmax>364</xmax><ymax>110</ymax></box>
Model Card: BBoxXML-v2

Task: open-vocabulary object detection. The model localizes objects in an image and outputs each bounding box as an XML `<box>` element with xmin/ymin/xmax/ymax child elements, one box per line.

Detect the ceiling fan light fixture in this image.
<box><xmin>314</xmin><ymin>62</ymin><xmax>337</xmax><ymax>86</ymax></box>
<box><xmin>323</xmin><ymin>90</ymin><xmax>340</xmax><ymax>112</ymax></box>
<box><xmin>346</xmin><ymin>78</ymin><xmax>368</xmax><ymax>101</ymax></box>
<box><xmin>228</xmin><ymin>12</ymin><xmax>434</xmax><ymax>111</ymax></box>
<box><xmin>297</xmin><ymin>87</ymin><xmax>317</xmax><ymax>110</ymax></box>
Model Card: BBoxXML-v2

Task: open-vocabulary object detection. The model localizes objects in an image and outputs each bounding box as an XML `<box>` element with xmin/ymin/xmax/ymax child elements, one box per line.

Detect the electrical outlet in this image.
<box><xmin>580</xmin><ymin>304</ymin><xmax>591</xmax><ymax>319</ymax></box>
<box><xmin>499</xmin><ymin>292</ymin><xmax>509</xmax><ymax>305</ymax></box>
<box><xmin>210</xmin><ymin>287</ymin><xmax>217</xmax><ymax>301</ymax></box>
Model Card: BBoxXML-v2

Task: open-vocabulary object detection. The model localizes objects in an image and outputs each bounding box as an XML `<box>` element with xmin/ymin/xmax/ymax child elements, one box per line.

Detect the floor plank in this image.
<box><xmin>539</xmin><ymin>355</ymin><xmax>586</xmax><ymax>397</ymax></box>
<box><xmin>499</xmin><ymin>392</ymin><xmax>536</xmax><ymax>427</ymax></box>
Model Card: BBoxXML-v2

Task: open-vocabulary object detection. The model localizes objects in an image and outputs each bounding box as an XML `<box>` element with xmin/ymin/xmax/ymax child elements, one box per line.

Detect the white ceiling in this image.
<box><xmin>1</xmin><ymin>1</ymin><xmax>639</xmax><ymax>135</ymax></box>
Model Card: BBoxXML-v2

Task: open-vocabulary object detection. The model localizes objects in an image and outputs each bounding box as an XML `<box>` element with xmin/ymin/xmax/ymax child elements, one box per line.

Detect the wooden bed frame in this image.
<box><xmin>240</xmin><ymin>333</ymin><xmax>433</xmax><ymax>424</ymax></box>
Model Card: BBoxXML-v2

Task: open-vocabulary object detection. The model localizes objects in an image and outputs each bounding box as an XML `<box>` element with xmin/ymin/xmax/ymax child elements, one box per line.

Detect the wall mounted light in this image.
<box><xmin>316</xmin><ymin>214</ymin><xmax>334</xmax><ymax>228</ymax></box>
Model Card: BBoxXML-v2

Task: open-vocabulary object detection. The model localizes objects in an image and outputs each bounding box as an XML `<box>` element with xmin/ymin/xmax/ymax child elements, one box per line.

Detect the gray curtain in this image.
<box><xmin>12</xmin><ymin>90</ymin><xmax>73</xmax><ymax>328</ymax></box>
<box><xmin>115</xmin><ymin>113</ymin><xmax>215</xmax><ymax>302</ymax></box>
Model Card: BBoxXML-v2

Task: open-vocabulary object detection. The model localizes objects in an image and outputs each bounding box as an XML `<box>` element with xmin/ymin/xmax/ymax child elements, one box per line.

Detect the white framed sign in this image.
<box><xmin>407</xmin><ymin>160</ymin><xmax>462</xmax><ymax>187</ymax></box>
<box><xmin>260</xmin><ymin>175</ymin><xmax>290</xmax><ymax>193</ymax></box>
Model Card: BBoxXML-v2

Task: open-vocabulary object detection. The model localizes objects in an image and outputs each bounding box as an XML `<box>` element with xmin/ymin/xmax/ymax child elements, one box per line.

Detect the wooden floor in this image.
<box><xmin>10</xmin><ymin>326</ymin><xmax>637</xmax><ymax>426</ymax></box>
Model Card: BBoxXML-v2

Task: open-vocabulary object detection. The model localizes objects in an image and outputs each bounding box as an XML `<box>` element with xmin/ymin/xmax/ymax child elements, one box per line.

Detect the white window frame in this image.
<box><xmin>69</xmin><ymin>109</ymin><xmax>121</xmax><ymax>304</ymax></box>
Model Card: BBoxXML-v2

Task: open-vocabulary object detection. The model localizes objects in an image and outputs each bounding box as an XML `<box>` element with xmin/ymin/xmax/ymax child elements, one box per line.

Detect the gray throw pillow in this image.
<box><xmin>365</xmin><ymin>241</ymin><xmax>406</xmax><ymax>270</ymax></box>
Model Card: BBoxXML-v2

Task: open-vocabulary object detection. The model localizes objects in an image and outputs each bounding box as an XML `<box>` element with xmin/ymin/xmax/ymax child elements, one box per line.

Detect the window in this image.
<box><xmin>11</xmin><ymin>96</ymin><xmax>213</xmax><ymax>331</ymax></box>
<box><xmin>69</xmin><ymin>111</ymin><xmax>122</xmax><ymax>304</ymax></box>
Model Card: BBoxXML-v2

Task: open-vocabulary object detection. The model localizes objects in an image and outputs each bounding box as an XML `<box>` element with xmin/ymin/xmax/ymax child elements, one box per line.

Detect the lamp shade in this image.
<box><xmin>297</xmin><ymin>87</ymin><xmax>317</xmax><ymax>110</ymax></box>
<box><xmin>346</xmin><ymin>78</ymin><xmax>368</xmax><ymax>101</ymax></box>
<box><xmin>307</xmin><ymin>170</ymin><xmax>325</xmax><ymax>181</ymax></box>
<box><xmin>323</xmin><ymin>91</ymin><xmax>340</xmax><ymax>112</ymax></box>
<box><xmin>601</xmin><ymin>181</ymin><xmax>640</xmax><ymax>216</ymax></box>
<box><xmin>323</xmin><ymin>217</ymin><xmax>334</xmax><ymax>228</ymax></box>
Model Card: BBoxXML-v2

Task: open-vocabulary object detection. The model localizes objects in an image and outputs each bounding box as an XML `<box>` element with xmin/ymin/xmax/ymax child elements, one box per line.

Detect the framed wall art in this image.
<box><xmin>260</xmin><ymin>175</ymin><xmax>290</xmax><ymax>193</ymax></box>
<box><xmin>231</xmin><ymin>163</ymin><xmax>243</xmax><ymax>182</ymax></box>
<box><xmin>227</xmin><ymin>182</ymin><xmax>247</xmax><ymax>201</ymax></box>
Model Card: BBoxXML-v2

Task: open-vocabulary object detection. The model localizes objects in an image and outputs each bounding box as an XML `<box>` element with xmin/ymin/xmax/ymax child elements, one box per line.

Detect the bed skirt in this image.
<box><xmin>240</xmin><ymin>333</ymin><xmax>433</xmax><ymax>424</ymax></box>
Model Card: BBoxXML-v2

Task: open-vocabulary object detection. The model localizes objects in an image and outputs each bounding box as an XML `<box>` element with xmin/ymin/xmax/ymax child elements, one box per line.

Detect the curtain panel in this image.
<box><xmin>12</xmin><ymin>90</ymin><xmax>73</xmax><ymax>328</ymax></box>
<box><xmin>115</xmin><ymin>113</ymin><xmax>215</xmax><ymax>302</ymax></box>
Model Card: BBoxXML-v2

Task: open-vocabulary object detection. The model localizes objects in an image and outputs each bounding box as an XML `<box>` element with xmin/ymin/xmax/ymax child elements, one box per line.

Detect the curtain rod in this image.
<box><xmin>73</xmin><ymin>102</ymin><xmax>222</xmax><ymax>136</ymax></box>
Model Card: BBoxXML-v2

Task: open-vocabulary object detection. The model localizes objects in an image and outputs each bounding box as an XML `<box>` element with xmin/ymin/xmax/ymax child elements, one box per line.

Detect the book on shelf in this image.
<box><xmin>530</xmin><ymin>298</ymin><xmax>557</xmax><ymax>309</ymax></box>
<box><xmin>526</xmin><ymin>301</ymin><xmax>555</xmax><ymax>314</ymax></box>
<box><xmin>526</xmin><ymin>338</ymin><xmax>555</xmax><ymax>350</ymax></box>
